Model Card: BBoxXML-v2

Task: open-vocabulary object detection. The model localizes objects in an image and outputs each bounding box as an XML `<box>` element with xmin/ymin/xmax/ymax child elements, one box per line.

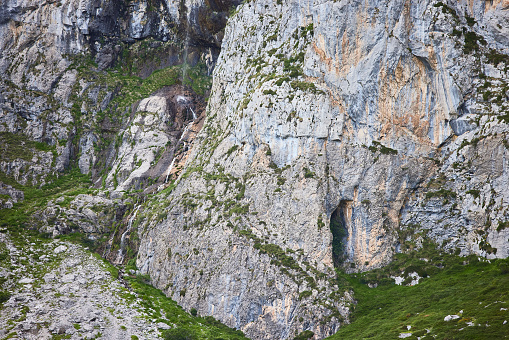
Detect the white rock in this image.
<box><xmin>156</xmin><ymin>322</ymin><xmax>171</xmax><ymax>330</ymax></box>
<box><xmin>444</xmin><ymin>315</ymin><xmax>460</xmax><ymax>321</ymax></box>
<box><xmin>54</xmin><ymin>245</ymin><xmax>68</xmax><ymax>254</ymax></box>
<box><xmin>19</xmin><ymin>278</ymin><xmax>34</xmax><ymax>284</ymax></box>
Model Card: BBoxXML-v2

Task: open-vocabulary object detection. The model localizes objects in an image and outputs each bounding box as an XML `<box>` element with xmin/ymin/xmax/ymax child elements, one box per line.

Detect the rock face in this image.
<box><xmin>33</xmin><ymin>194</ymin><xmax>126</xmax><ymax>238</ymax></box>
<box><xmin>104</xmin><ymin>84</ymin><xmax>207</xmax><ymax>193</ymax></box>
<box><xmin>136</xmin><ymin>0</ymin><xmax>509</xmax><ymax>338</ymax></box>
<box><xmin>0</xmin><ymin>183</ymin><xmax>23</xmax><ymax>209</ymax></box>
<box><xmin>0</xmin><ymin>0</ymin><xmax>237</xmax><ymax>187</ymax></box>
<box><xmin>1</xmin><ymin>0</ymin><xmax>509</xmax><ymax>339</ymax></box>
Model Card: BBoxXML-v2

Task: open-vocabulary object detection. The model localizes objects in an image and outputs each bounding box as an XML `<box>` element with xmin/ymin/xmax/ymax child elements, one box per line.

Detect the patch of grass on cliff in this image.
<box><xmin>328</xmin><ymin>252</ymin><xmax>509</xmax><ymax>339</ymax></box>
<box><xmin>125</xmin><ymin>274</ymin><xmax>247</xmax><ymax>340</ymax></box>
<box><xmin>76</xmin><ymin>59</ymin><xmax>211</xmax><ymax>114</ymax></box>
<box><xmin>0</xmin><ymin>131</ymin><xmax>57</xmax><ymax>162</ymax></box>
<box><xmin>0</xmin><ymin>168</ymin><xmax>93</xmax><ymax>229</ymax></box>
<box><xmin>425</xmin><ymin>188</ymin><xmax>457</xmax><ymax>200</ymax></box>
<box><xmin>368</xmin><ymin>141</ymin><xmax>398</xmax><ymax>155</ymax></box>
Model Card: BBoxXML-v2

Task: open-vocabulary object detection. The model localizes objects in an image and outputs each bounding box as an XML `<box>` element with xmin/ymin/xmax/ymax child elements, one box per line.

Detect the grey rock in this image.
<box><xmin>135</xmin><ymin>0</ymin><xmax>509</xmax><ymax>338</ymax></box>
<box><xmin>54</xmin><ymin>245</ymin><xmax>68</xmax><ymax>254</ymax></box>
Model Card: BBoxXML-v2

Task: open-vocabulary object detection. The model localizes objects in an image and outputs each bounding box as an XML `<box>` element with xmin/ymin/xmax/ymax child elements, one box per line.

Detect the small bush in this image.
<box><xmin>466</xmin><ymin>189</ymin><xmax>480</xmax><ymax>199</ymax></box>
<box><xmin>497</xmin><ymin>221</ymin><xmax>509</xmax><ymax>232</ymax></box>
<box><xmin>294</xmin><ymin>330</ymin><xmax>314</xmax><ymax>340</ymax></box>
<box><xmin>425</xmin><ymin>189</ymin><xmax>457</xmax><ymax>200</ymax></box>
<box><xmin>0</xmin><ymin>291</ymin><xmax>11</xmax><ymax>304</ymax></box>
<box><xmin>304</xmin><ymin>168</ymin><xmax>315</xmax><ymax>178</ymax></box>
<box><xmin>298</xmin><ymin>291</ymin><xmax>312</xmax><ymax>300</ymax></box>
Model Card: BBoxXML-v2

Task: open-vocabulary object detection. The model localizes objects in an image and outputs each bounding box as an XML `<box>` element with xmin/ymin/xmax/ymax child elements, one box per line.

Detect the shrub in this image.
<box><xmin>425</xmin><ymin>189</ymin><xmax>457</xmax><ymax>199</ymax></box>
<box><xmin>0</xmin><ymin>291</ymin><xmax>10</xmax><ymax>304</ymax></box>
<box><xmin>497</xmin><ymin>221</ymin><xmax>509</xmax><ymax>232</ymax></box>
<box><xmin>298</xmin><ymin>291</ymin><xmax>312</xmax><ymax>300</ymax></box>
<box><xmin>466</xmin><ymin>189</ymin><xmax>480</xmax><ymax>199</ymax></box>
<box><xmin>303</xmin><ymin>168</ymin><xmax>315</xmax><ymax>178</ymax></box>
<box><xmin>294</xmin><ymin>330</ymin><xmax>314</xmax><ymax>340</ymax></box>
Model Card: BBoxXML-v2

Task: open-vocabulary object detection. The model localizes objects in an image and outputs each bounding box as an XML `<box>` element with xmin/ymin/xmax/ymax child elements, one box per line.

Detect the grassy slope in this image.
<box><xmin>329</xmin><ymin>251</ymin><xmax>509</xmax><ymax>340</ymax></box>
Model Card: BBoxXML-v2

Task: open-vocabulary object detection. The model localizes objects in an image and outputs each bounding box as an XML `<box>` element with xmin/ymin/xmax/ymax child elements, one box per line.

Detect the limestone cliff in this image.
<box><xmin>0</xmin><ymin>0</ymin><xmax>508</xmax><ymax>339</ymax></box>
<box><xmin>136</xmin><ymin>0</ymin><xmax>509</xmax><ymax>338</ymax></box>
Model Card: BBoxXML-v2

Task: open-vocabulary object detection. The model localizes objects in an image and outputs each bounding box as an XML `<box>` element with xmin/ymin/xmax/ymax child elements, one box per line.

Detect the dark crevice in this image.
<box><xmin>330</xmin><ymin>200</ymin><xmax>350</xmax><ymax>268</ymax></box>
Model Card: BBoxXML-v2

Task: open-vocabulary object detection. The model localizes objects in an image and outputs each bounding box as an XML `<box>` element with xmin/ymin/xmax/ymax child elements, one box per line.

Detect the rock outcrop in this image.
<box><xmin>0</xmin><ymin>234</ymin><xmax>163</xmax><ymax>339</ymax></box>
<box><xmin>0</xmin><ymin>0</ymin><xmax>237</xmax><ymax>188</ymax></box>
<box><xmin>136</xmin><ymin>0</ymin><xmax>509</xmax><ymax>338</ymax></box>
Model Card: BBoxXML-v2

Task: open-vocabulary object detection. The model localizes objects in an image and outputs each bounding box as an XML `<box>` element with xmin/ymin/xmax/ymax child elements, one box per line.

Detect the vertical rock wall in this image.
<box><xmin>137</xmin><ymin>0</ymin><xmax>509</xmax><ymax>338</ymax></box>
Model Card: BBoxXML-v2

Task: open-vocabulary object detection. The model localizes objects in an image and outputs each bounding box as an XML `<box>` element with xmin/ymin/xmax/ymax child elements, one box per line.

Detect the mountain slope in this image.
<box><xmin>0</xmin><ymin>0</ymin><xmax>508</xmax><ymax>339</ymax></box>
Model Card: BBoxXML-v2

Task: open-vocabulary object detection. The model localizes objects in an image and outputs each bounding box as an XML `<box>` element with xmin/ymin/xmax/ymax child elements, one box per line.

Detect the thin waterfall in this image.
<box><xmin>160</xmin><ymin>120</ymin><xmax>194</xmax><ymax>186</ymax></box>
<box><xmin>181</xmin><ymin>16</ymin><xmax>190</xmax><ymax>83</ymax></box>
<box><xmin>189</xmin><ymin>106</ymin><xmax>197</xmax><ymax>120</ymax></box>
<box><xmin>116</xmin><ymin>204</ymin><xmax>141</xmax><ymax>264</ymax></box>
<box><xmin>164</xmin><ymin>157</ymin><xmax>176</xmax><ymax>183</ymax></box>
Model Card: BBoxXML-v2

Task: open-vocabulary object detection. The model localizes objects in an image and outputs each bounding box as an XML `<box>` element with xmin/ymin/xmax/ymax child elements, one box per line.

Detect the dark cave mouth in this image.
<box><xmin>330</xmin><ymin>201</ymin><xmax>350</xmax><ymax>268</ymax></box>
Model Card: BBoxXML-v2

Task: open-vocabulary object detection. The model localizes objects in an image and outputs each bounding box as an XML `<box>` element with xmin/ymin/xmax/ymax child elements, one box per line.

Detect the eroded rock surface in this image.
<box><xmin>0</xmin><ymin>0</ymin><xmax>508</xmax><ymax>339</ymax></box>
<box><xmin>136</xmin><ymin>0</ymin><xmax>509</xmax><ymax>338</ymax></box>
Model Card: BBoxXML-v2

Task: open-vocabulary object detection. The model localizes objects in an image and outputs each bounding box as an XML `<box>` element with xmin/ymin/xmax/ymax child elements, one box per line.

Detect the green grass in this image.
<box><xmin>77</xmin><ymin>61</ymin><xmax>210</xmax><ymax>114</ymax></box>
<box><xmin>0</xmin><ymin>131</ymin><xmax>56</xmax><ymax>162</ymax></box>
<box><xmin>425</xmin><ymin>188</ymin><xmax>457</xmax><ymax>199</ymax></box>
<box><xmin>328</xmin><ymin>253</ymin><xmax>509</xmax><ymax>339</ymax></box>
<box><xmin>0</xmin><ymin>167</ymin><xmax>94</xmax><ymax>229</ymax></box>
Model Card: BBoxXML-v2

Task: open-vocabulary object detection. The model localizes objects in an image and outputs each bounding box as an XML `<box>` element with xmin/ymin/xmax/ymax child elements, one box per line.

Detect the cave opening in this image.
<box><xmin>330</xmin><ymin>201</ymin><xmax>350</xmax><ymax>268</ymax></box>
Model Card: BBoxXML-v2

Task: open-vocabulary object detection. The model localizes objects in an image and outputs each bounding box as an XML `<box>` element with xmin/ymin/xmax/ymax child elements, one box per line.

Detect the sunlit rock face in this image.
<box><xmin>136</xmin><ymin>0</ymin><xmax>509</xmax><ymax>338</ymax></box>
<box><xmin>0</xmin><ymin>0</ymin><xmax>508</xmax><ymax>339</ymax></box>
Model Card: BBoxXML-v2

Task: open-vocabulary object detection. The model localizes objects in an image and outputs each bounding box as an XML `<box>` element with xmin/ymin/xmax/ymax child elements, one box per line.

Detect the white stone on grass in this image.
<box><xmin>444</xmin><ymin>315</ymin><xmax>460</xmax><ymax>321</ymax></box>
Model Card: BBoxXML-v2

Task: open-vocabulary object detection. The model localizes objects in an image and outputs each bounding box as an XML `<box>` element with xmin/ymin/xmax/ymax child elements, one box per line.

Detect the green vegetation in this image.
<box><xmin>226</xmin><ymin>145</ymin><xmax>239</xmax><ymax>157</ymax></box>
<box><xmin>328</xmin><ymin>250</ymin><xmax>509</xmax><ymax>339</ymax></box>
<box><xmin>290</xmin><ymin>80</ymin><xmax>321</xmax><ymax>94</ymax></box>
<box><xmin>463</xmin><ymin>31</ymin><xmax>487</xmax><ymax>54</ymax></box>
<box><xmin>425</xmin><ymin>189</ymin><xmax>457</xmax><ymax>200</ymax></box>
<box><xmin>466</xmin><ymin>189</ymin><xmax>480</xmax><ymax>199</ymax></box>
<box><xmin>283</xmin><ymin>52</ymin><xmax>305</xmax><ymax>78</ymax></box>
<box><xmin>497</xmin><ymin>221</ymin><xmax>509</xmax><ymax>232</ymax></box>
<box><xmin>294</xmin><ymin>330</ymin><xmax>314</xmax><ymax>340</ymax></box>
<box><xmin>0</xmin><ymin>168</ymin><xmax>94</xmax><ymax>230</ymax></box>
<box><xmin>368</xmin><ymin>141</ymin><xmax>398</xmax><ymax>155</ymax></box>
<box><xmin>0</xmin><ymin>131</ymin><xmax>57</xmax><ymax>162</ymax></box>
<box><xmin>77</xmin><ymin>61</ymin><xmax>210</xmax><ymax>114</ymax></box>
<box><xmin>433</xmin><ymin>2</ymin><xmax>458</xmax><ymax>19</ymax></box>
<box><xmin>303</xmin><ymin>168</ymin><xmax>315</xmax><ymax>179</ymax></box>
<box><xmin>486</xmin><ymin>49</ymin><xmax>509</xmax><ymax>68</ymax></box>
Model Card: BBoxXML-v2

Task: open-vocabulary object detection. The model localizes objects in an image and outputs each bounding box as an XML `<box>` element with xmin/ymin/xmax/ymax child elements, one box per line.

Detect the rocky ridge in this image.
<box><xmin>0</xmin><ymin>233</ymin><xmax>162</xmax><ymax>339</ymax></box>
